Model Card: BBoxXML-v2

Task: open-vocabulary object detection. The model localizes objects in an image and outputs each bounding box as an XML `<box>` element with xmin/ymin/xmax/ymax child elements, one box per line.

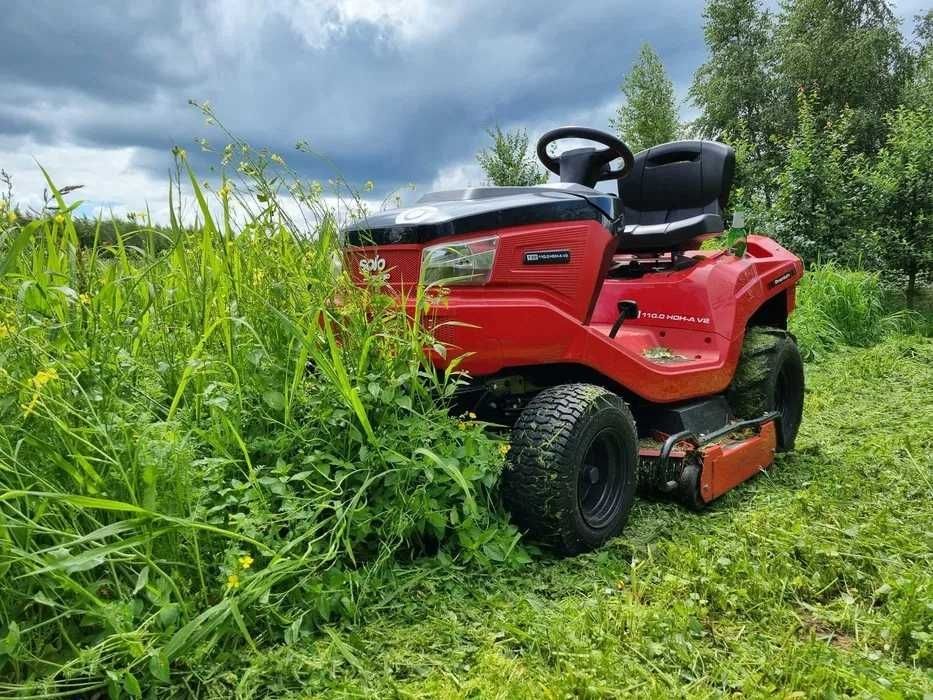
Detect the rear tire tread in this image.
<box><xmin>728</xmin><ymin>325</ymin><xmax>804</xmax><ymax>451</ymax></box>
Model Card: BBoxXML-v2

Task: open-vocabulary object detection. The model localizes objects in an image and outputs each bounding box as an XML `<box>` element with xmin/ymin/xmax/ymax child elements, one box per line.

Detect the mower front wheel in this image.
<box><xmin>502</xmin><ymin>383</ymin><xmax>637</xmax><ymax>555</ymax></box>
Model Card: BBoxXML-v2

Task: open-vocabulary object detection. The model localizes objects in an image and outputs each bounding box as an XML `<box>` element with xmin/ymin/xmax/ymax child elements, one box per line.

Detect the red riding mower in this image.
<box><xmin>345</xmin><ymin>127</ymin><xmax>804</xmax><ymax>554</ymax></box>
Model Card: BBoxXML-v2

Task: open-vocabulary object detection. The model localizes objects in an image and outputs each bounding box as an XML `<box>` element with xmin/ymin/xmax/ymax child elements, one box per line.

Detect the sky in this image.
<box><xmin>1</xmin><ymin>0</ymin><xmax>928</xmax><ymax>222</ymax></box>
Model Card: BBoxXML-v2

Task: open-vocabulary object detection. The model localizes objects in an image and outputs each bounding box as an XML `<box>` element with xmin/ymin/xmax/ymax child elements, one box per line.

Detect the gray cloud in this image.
<box><xmin>2</xmin><ymin>0</ymin><xmax>923</xmax><ymax>210</ymax></box>
<box><xmin>0</xmin><ymin>0</ymin><xmax>708</xmax><ymax>199</ymax></box>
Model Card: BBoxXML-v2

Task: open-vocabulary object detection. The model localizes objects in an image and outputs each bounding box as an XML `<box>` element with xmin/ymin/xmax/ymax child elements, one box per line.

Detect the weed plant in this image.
<box><xmin>0</xmin><ymin>141</ymin><xmax>522</xmax><ymax>695</ymax></box>
<box><xmin>790</xmin><ymin>263</ymin><xmax>922</xmax><ymax>360</ymax></box>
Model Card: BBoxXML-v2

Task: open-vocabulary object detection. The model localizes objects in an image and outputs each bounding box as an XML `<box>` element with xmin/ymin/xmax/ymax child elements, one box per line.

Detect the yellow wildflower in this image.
<box><xmin>227</xmin><ymin>574</ymin><xmax>240</xmax><ymax>589</ymax></box>
<box><xmin>218</xmin><ymin>180</ymin><xmax>233</xmax><ymax>199</ymax></box>
<box><xmin>54</xmin><ymin>214</ymin><xmax>65</xmax><ymax>225</ymax></box>
<box><xmin>6</xmin><ymin>211</ymin><xmax>15</xmax><ymax>224</ymax></box>
<box><xmin>457</xmin><ymin>421</ymin><xmax>467</xmax><ymax>430</ymax></box>
<box><xmin>498</xmin><ymin>443</ymin><xmax>511</xmax><ymax>455</ymax></box>
<box><xmin>468</xmin><ymin>412</ymin><xmax>477</xmax><ymax>420</ymax></box>
<box><xmin>0</xmin><ymin>322</ymin><xmax>10</xmax><ymax>339</ymax></box>
<box><xmin>79</xmin><ymin>293</ymin><xmax>92</xmax><ymax>305</ymax></box>
<box><xmin>32</xmin><ymin>368</ymin><xmax>59</xmax><ymax>388</ymax></box>
<box><xmin>238</xmin><ymin>554</ymin><xmax>254</xmax><ymax>570</ymax></box>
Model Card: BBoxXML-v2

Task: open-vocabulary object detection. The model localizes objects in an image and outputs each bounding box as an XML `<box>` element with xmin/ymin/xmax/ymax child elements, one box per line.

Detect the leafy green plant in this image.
<box><xmin>768</xmin><ymin>91</ymin><xmax>869</xmax><ymax>265</ymax></box>
<box><xmin>862</xmin><ymin>104</ymin><xmax>933</xmax><ymax>305</ymax></box>
<box><xmin>0</xmin><ymin>131</ymin><xmax>524</xmax><ymax>695</ymax></box>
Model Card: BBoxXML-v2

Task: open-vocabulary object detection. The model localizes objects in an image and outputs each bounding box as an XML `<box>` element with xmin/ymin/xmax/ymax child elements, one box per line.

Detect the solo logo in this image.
<box><xmin>358</xmin><ymin>255</ymin><xmax>387</xmax><ymax>274</ymax></box>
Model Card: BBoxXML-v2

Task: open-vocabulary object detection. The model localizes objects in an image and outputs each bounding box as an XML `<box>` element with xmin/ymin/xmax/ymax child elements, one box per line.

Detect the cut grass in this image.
<box><xmin>192</xmin><ymin>335</ymin><xmax>933</xmax><ymax>698</ymax></box>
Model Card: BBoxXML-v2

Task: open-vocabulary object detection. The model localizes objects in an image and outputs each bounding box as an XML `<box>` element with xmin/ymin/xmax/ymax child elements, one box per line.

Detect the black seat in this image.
<box><xmin>617</xmin><ymin>140</ymin><xmax>735</xmax><ymax>253</ymax></box>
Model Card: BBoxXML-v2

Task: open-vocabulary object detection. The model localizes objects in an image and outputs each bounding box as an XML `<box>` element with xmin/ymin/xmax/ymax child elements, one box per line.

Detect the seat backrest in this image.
<box><xmin>618</xmin><ymin>140</ymin><xmax>735</xmax><ymax>227</ymax></box>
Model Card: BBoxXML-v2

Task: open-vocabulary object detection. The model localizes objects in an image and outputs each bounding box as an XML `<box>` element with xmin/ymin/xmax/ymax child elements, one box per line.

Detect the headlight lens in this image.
<box><xmin>420</xmin><ymin>235</ymin><xmax>499</xmax><ymax>286</ymax></box>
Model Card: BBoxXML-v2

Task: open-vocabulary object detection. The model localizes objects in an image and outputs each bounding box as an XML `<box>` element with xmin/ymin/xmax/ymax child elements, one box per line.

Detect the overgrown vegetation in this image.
<box><xmin>0</xmin><ymin>148</ymin><xmax>525</xmax><ymax>695</ymax></box>
<box><xmin>789</xmin><ymin>263</ymin><xmax>921</xmax><ymax>360</ymax></box>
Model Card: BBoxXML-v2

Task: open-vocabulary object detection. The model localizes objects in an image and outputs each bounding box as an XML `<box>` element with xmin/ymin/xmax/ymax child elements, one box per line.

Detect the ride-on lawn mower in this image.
<box><xmin>345</xmin><ymin>127</ymin><xmax>805</xmax><ymax>554</ymax></box>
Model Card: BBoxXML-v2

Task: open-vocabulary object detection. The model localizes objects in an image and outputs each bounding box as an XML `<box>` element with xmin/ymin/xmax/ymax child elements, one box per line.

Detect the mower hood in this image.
<box><xmin>343</xmin><ymin>184</ymin><xmax>621</xmax><ymax>246</ymax></box>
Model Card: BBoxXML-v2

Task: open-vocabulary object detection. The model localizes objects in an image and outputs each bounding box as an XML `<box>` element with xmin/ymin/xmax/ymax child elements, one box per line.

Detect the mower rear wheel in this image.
<box><xmin>502</xmin><ymin>383</ymin><xmax>637</xmax><ymax>555</ymax></box>
<box><xmin>728</xmin><ymin>326</ymin><xmax>805</xmax><ymax>451</ymax></box>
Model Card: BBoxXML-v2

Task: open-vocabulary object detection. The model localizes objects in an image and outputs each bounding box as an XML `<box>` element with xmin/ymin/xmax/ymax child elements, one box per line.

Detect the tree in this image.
<box><xmin>769</xmin><ymin>90</ymin><xmax>867</xmax><ymax>264</ymax></box>
<box><xmin>867</xmin><ymin>104</ymin><xmax>933</xmax><ymax>304</ymax></box>
<box><xmin>689</xmin><ymin>0</ymin><xmax>781</xmax><ymax>204</ymax></box>
<box><xmin>610</xmin><ymin>43</ymin><xmax>680</xmax><ymax>153</ymax></box>
<box><xmin>476</xmin><ymin>127</ymin><xmax>548</xmax><ymax>186</ymax></box>
<box><xmin>903</xmin><ymin>10</ymin><xmax>933</xmax><ymax>110</ymax></box>
<box><xmin>911</xmin><ymin>8</ymin><xmax>932</xmax><ymax>57</ymax></box>
<box><xmin>774</xmin><ymin>0</ymin><xmax>910</xmax><ymax>153</ymax></box>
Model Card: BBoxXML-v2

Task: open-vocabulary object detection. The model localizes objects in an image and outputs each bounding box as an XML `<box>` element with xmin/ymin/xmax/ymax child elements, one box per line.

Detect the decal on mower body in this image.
<box><xmin>523</xmin><ymin>249</ymin><xmax>571</xmax><ymax>265</ymax></box>
<box><xmin>638</xmin><ymin>311</ymin><xmax>712</xmax><ymax>325</ymax></box>
<box><xmin>768</xmin><ymin>267</ymin><xmax>795</xmax><ymax>288</ymax></box>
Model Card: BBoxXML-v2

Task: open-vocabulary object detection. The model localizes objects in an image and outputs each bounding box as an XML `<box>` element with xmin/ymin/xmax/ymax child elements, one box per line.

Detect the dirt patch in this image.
<box><xmin>798</xmin><ymin>612</ymin><xmax>856</xmax><ymax>650</ymax></box>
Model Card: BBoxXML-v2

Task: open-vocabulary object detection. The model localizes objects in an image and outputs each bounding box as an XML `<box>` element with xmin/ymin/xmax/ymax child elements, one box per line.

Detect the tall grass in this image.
<box><xmin>790</xmin><ymin>263</ymin><xmax>922</xmax><ymax>360</ymax></box>
<box><xmin>0</xmin><ymin>146</ymin><xmax>522</xmax><ymax>695</ymax></box>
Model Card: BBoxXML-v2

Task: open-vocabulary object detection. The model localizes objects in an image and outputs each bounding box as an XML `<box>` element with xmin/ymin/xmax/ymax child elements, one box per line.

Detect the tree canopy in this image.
<box><xmin>476</xmin><ymin>127</ymin><xmax>548</xmax><ymax>187</ymax></box>
<box><xmin>610</xmin><ymin>43</ymin><xmax>680</xmax><ymax>153</ymax></box>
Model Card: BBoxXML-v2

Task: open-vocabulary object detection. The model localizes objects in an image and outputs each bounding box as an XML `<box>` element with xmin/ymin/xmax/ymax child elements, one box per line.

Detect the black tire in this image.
<box><xmin>727</xmin><ymin>326</ymin><xmax>805</xmax><ymax>451</ymax></box>
<box><xmin>501</xmin><ymin>383</ymin><xmax>638</xmax><ymax>555</ymax></box>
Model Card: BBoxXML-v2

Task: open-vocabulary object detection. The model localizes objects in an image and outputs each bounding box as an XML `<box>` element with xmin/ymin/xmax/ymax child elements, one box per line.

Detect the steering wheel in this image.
<box><xmin>536</xmin><ymin>126</ymin><xmax>635</xmax><ymax>186</ymax></box>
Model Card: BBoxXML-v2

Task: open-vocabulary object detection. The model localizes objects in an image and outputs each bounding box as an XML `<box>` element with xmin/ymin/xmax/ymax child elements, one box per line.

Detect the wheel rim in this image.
<box><xmin>577</xmin><ymin>427</ymin><xmax>624</xmax><ymax>530</ymax></box>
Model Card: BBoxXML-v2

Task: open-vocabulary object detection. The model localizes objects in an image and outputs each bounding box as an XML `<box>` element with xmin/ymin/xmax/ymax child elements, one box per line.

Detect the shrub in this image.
<box><xmin>862</xmin><ymin>104</ymin><xmax>933</xmax><ymax>306</ymax></box>
<box><xmin>0</xmin><ymin>146</ymin><xmax>523</xmax><ymax>693</ymax></box>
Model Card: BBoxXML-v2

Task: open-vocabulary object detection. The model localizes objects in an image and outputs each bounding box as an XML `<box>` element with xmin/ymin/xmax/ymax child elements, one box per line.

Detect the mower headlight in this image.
<box><xmin>421</xmin><ymin>235</ymin><xmax>499</xmax><ymax>286</ymax></box>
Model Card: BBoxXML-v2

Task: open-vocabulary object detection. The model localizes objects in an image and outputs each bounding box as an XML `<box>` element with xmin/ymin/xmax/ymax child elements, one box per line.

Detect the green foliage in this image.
<box><xmin>865</xmin><ymin>105</ymin><xmax>933</xmax><ymax>303</ymax></box>
<box><xmin>476</xmin><ymin>126</ymin><xmax>548</xmax><ymax>187</ymax></box>
<box><xmin>692</xmin><ymin>0</ymin><xmax>932</xmax><ymax>300</ymax></box>
<box><xmin>611</xmin><ymin>43</ymin><xmax>680</xmax><ymax>153</ymax></box>
<box><xmin>165</xmin><ymin>336</ymin><xmax>933</xmax><ymax>697</ymax></box>
<box><xmin>774</xmin><ymin>0</ymin><xmax>909</xmax><ymax>153</ymax></box>
<box><xmin>789</xmin><ymin>263</ymin><xmax>920</xmax><ymax>359</ymax></box>
<box><xmin>768</xmin><ymin>91</ymin><xmax>868</xmax><ymax>264</ymax></box>
<box><xmin>0</xmin><ymin>140</ymin><xmax>525</xmax><ymax>693</ymax></box>
<box><xmin>690</xmin><ymin>0</ymin><xmax>781</xmax><ymax>203</ymax></box>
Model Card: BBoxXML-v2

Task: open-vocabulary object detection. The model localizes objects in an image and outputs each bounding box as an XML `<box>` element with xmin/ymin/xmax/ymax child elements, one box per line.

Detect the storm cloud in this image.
<box><xmin>0</xmin><ymin>0</ymin><xmax>927</xmax><ymax>218</ymax></box>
